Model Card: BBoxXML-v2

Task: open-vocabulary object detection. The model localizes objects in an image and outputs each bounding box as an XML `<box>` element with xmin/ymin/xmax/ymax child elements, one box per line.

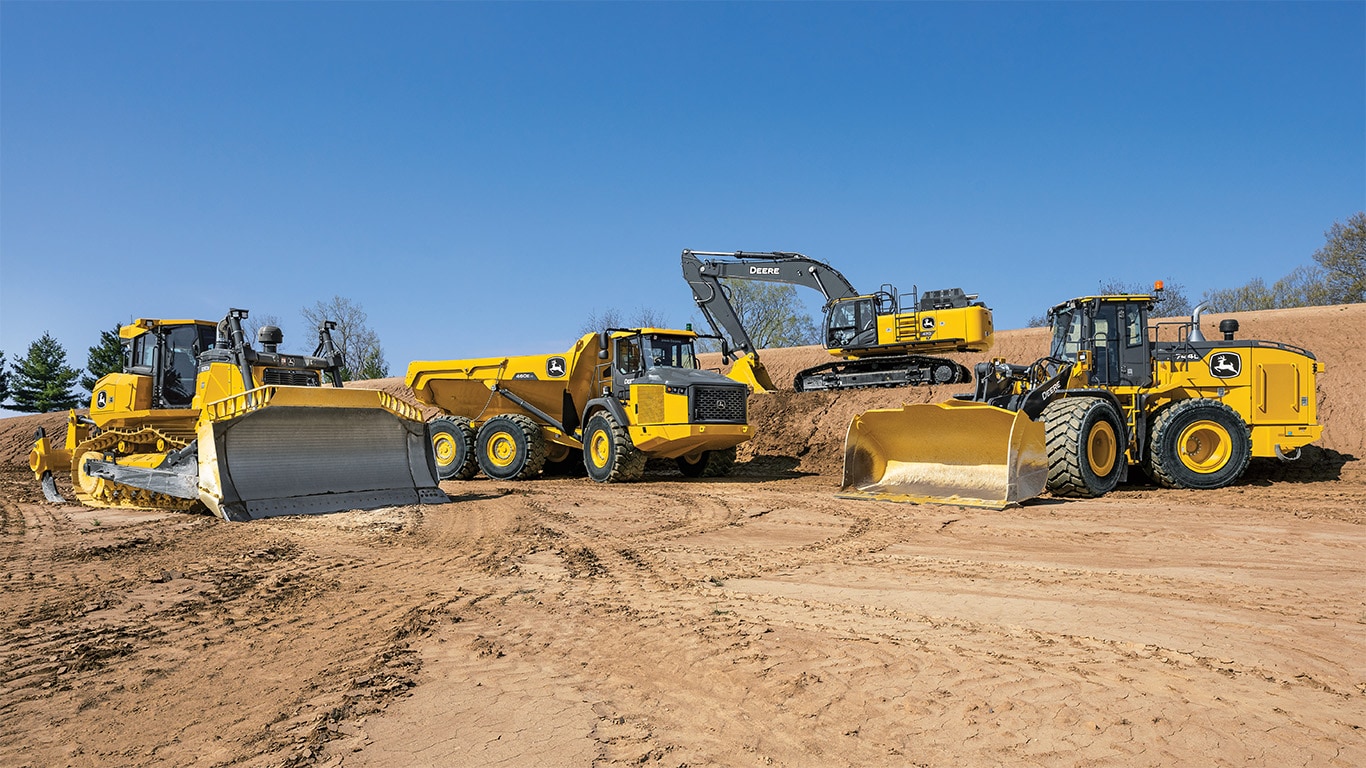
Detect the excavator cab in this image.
<box><xmin>825</xmin><ymin>296</ymin><xmax>879</xmax><ymax>349</ymax></box>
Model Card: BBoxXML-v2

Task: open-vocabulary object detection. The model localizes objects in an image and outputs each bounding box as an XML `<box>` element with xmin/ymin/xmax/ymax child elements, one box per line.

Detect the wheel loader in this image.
<box><xmin>682</xmin><ymin>250</ymin><xmax>994</xmax><ymax>392</ymax></box>
<box><xmin>29</xmin><ymin>309</ymin><xmax>447</xmax><ymax>521</ymax></box>
<box><xmin>405</xmin><ymin>327</ymin><xmax>752</xmax><ymax>482</ymax></box>
<box><xmin>841</xmin><ymin>288</ymin><xmax>1324</xmax><ymax>508</ymax></box>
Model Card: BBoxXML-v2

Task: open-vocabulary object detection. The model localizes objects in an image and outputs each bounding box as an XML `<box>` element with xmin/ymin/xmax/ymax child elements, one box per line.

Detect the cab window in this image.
<box><xmin>163</xmin><ymin>325</ymin><xmax>203</xmax><ymax>407</ymax></box>
<box><xmin>642</xmin><ymin>336</ymin><xmax>698</xmax><ymax>369</ymax></box>
<box><xmin>1049</xmin><ymin>308</ymin><xmax>1083</xmax><ymax>361</ymax></box>
<box><xmin>615</xmin><ymin>337</ymin><xmax>641</xmax><ymax>375</ymax></box>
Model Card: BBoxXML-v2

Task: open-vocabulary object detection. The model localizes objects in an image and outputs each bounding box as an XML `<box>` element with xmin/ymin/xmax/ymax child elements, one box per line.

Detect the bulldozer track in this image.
<box><xmin>68</xmin><ymin>426</ymin><xmax>200</xmax><ymax>511</ymax></box>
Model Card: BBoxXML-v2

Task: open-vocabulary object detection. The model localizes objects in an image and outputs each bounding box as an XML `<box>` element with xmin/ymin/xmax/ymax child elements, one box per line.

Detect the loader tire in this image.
<box><xmin>676</xmin><ymin>446</ymin><xmax>737</xmax><ymax>478</ymax></box>
<box><xmin>1147</xmin><ymin>399</ymin><xmax>1251</xmax><ymax>490</ymax></box>
<box><xmin>476</xmin><ymin>414</ymin><xmax>547</xmax><ymax>480</ymax></box>
<box><xmin>430</xmin><ymin>416</ymin><xmax>477</xmax><ymax>480</ymax></box>
<box><xmin>582</xmin><ymin>412</ymin><xmax>645</xmax><ymax>483</ymax></box>
<box><xmin>1042</xmin><ymin>397</ymin><xmax>1125</xmax><ymax>498</ymax></box>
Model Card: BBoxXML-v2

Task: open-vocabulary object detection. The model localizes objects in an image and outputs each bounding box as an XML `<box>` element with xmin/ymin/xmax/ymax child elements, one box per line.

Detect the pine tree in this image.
<box><xmin>0</xmin><ymin>349</ymin><xmax>10</xmax><ymax>407</ymax></box>
<box><xmin>10</xmin><ymin>332</ymin><xmax>82</xmax><ymax>413</ymax></box>
<box><xmin>82</xmin><ymin>324</ymin><xmax>126</xmax><ymax>392</ymax></box>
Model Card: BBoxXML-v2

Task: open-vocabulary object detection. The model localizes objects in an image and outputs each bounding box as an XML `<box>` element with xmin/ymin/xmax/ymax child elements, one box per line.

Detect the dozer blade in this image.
<box><xmin>197</xmin><ymin>389</ymin><xmax>447</xmax><ymax>522</ymax></box>
<box><xmin>839</xmin><ymin>400</ymin><xmax>1047</xmax><ymax>509</ymax></box>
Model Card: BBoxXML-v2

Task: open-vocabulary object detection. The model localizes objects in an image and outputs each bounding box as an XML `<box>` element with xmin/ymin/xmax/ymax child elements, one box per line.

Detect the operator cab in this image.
<box><xmin>123</xmin><ymin>320</ymin><xmax>219</xmax><ymax>408</ymax></box>
<box><xmin>825</xmin><ymin>296</ymin><xmax>880</xmax><ymax>349</ymax></box>
<box><xmin>613</xmin><ymin>331</ymin><xmax>700</xmax><ymax>375</ymax></box>
<box><xmin>1047</xmin><ymin>296</ymin><xmax>1153</xmax><ymax>388</ymax></box>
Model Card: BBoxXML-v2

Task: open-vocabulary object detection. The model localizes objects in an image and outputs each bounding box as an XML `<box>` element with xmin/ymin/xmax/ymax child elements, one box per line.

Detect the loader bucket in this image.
<box><xmin>839</xmin><ymin>400</ymin><xmax>1047</xmax><ymax>509</ymax></box>
<box><xmin>196</xmin><ymin>388</ymin><xmax>447</xmax><ymax>521</ymax></box>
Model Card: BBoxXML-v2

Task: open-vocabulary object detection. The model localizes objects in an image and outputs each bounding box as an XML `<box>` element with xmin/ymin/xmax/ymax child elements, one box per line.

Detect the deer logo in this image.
<box><xmin>546</xmin><ymin>356</ymin><xmax>567</xmax><ymax>378</ymax></box>
<box><xmin>1209</xmin><ymin>352</ymin><xmax>1242</xmax><ymax>378</ymax></box>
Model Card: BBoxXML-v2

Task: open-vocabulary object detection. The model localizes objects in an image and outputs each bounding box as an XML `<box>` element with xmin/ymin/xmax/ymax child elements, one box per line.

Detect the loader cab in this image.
<box><xmin>1047</xmin><ymin>296</ymin><xmax>1153</xmax><ymax>388</ymax></box>
<box><xmin>122</xmin><ymin>320</ymin><xmax>219</xmax><ymax>409</ymax></box>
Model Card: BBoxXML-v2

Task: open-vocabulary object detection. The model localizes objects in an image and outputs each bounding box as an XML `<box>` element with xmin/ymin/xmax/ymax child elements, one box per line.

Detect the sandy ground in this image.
<box><xmin>2</xmin><ymin>304</ymin><xmax>1364</xmax><ymax>767</ymax></box>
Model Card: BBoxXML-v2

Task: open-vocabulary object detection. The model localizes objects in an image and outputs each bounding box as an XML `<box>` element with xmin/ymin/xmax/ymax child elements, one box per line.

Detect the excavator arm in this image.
<box><xmin>681</xmin><ymin>250</ymin><xmax>863</xmax><ymax>393</ymax></box>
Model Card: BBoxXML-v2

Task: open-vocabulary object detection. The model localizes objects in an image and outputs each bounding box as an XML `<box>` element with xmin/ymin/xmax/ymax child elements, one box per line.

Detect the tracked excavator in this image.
<box><xmin>681</xmin><ymin>250</ymin><xmax>993</xmax><ymax>392</ymax></box>
<box><xmin>841</xmin><ymin>287</ymin><xmax>1324</xmax><ymax>508</ymax></box>
<box><xmin>29</xmin><ymin>309</ymin><xmax>446</xmax><ymax>521</ymax></box>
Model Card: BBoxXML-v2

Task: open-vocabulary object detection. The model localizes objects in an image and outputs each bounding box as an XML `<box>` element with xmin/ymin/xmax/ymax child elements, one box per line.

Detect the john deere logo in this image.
<box><xmin>1209</xmin><ymin>352</ymin><xmax>1242</xmax><ymax>378</ymax></box>
<box><xmin>96</xmin><ymin>390</ymin><xmax>108</xmax><ymax>409</ymax></box>
<box><xmin>921</xmin><ymin>316</ymin><xmax>936</xmax><ymax>330</ymax></box>
<box><xmin>546</xmin><ymin>357</ymin><xmax>567</xmax><ymax>378</ymax></box>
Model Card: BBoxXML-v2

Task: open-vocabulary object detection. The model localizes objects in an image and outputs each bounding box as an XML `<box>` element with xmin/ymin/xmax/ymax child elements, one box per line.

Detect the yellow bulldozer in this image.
<box><xmin>842</xmin><ymin>289</ymin><xmax>1325</xmax><ymax>508</ymax></box>
<box><xmin>406</xmin><ymin>327</ymin><xmax>752</xmax><ymax>482</ymax></box>
<box><xmin>29</xmin><ymin>309</ymin><xmax>447</xmax><ymax>521</ymax></box>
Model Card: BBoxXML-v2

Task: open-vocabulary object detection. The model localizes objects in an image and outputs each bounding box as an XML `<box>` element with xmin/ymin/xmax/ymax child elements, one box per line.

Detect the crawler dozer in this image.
<box><xmin>29</xmin><ymin>310</ymin><xmax>446</xmax><ymax>521</ymax></box>
<box><xmin>682</xmin><ymin>250</ymin><xmax>994</xmax><ymax>392</ymax></box>
<box><xmin>842</xmin><ymin>289</ymin><xmax>1324</xmax><ymax>508</ymax></box>
<box><xmin>406</xmin><ymin>327</ymin><xmax>752</xmax><ymax>482</ymax></box>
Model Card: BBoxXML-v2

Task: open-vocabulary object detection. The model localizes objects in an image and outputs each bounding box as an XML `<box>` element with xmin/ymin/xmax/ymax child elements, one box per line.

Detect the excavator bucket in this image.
<box><xmin>726</xmin><ymin>353</ymin><xmax>777</xmax><ymax>393</ymax></box>
<box><xmin>839</xmin><ymin>400</ymin><xmax>1047</xmax><ymax>509</ymax></box>
<box><xmin>196</xmin><ymin>388</ymin><xmax>447</xmax><ymax>521</ymax></box>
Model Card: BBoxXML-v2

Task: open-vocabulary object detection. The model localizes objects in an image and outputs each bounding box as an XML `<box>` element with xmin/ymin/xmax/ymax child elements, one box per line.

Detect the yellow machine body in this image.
<box><xmin>842</xmin><ymin>295</ymin><xmax>1324</xmax><ymax>507</ymax></box>
<box><xmin>30</xmin><ymin>312</ymin><xmax>445</xmax><ymax>521</ymax></box>
<box><xmin>830</xmin><ymin>300</ymin><xmax>995</xmax><ymax>359</ymax></box>
<box><xmin>406</xmin><ymin>328</ymin><xmax>752</xmax><ymax>481</ymax></box>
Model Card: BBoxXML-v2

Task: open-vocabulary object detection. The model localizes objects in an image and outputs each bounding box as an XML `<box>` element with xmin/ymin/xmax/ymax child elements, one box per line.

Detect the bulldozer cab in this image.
<box><xmin>122</xmin><ymin>320</ymin><xmax>220</xmax><ymax>409</ymax></box>
<box><xmin>1047</xmin><ymin>296</ymin><xmax>1154</xmax><ymax>388</ymax></box>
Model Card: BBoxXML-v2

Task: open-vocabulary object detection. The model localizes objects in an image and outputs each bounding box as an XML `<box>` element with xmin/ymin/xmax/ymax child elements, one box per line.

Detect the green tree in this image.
<box><xmin>0</xmin><ymin>349</ymin><xmax>10</xmax><ymax>406</ymax></box>
<box><xmin>1200</xmin><ymin>278</ymin><xmax>1277</xmax><ymax>313</ymax></box>
<box><xmin>1312</xmin><ymin>212</ymin><xmax>1366</xmax><ymax>304</ymax></box>
<box><xmin>301</xmin><ymin>296</ymin><xmax>389</xmax><ymax>381</ymax></box>
<box><xmin>715</xmin><ymin>279</ymin><xmax>820</xmax><ymax>348</ymax></box>
<box><xmin>81</xmin><ymin>324</ymin><xmax>125</xmax><ymax>392</ymax></box>
<box><xmin>10</xmin><ymin>332</ymin><xmax>81</xmax><ymax>413</ymax></box>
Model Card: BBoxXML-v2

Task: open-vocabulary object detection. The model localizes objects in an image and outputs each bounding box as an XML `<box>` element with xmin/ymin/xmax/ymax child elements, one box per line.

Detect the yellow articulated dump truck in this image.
<box><xmin>842</xmin><ymin>290</ymin><xmax>1324</xmax><ymax>509</ymax></box>
<box><xmin>406</xmin><ymin>327</ymin><xmax>752</xmax><ymax>482</ymax></box>
<box><xmin>29</xmin><ymin>309</ymin><xmax>447</xmax><ymax>521</ymax></box>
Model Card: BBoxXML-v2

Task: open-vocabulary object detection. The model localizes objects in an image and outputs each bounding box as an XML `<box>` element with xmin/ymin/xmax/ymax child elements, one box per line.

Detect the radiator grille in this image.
<box><xmin>693</xmin><ymin>386</ymin><xmax>746</xmax><ymax>423</ymax></box>
<box><xmin>262</xmin><ymin>368</ymin><xmax>321</xmax><ymax>386</ymax></box>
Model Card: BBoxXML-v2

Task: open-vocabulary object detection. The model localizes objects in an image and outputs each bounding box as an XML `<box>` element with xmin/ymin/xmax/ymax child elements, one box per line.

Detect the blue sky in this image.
<box><xmin>2</xmin><ymin>2</ymin><xmax>1363</xmax><ymax>392</ymax></box>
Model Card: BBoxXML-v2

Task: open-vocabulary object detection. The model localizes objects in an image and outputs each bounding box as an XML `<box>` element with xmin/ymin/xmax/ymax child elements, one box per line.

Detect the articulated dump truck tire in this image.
<box><xmin>430</xmin><ymin>415</ymin><xmax>478</xmax><ymax>481</ymax></box>
<box><xmin>198</xmin><ymin>389</ymin><xmax>448</xmax><ymax>521</ymax></box>
<box><xmin>839</xmin><ymin>400</ymin><xmax>1048</xmax><ymax>509</ymax></box>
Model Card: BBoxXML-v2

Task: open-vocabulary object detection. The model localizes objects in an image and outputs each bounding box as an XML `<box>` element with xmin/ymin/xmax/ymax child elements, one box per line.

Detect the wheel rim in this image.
<box><xmin>432</xmin><ymin>432</ymin><xmax>456</xmax><ymax>469</ymax></box>
<box><xmin>1086</xmin><ymin>419</ymin><xmax>1118</xmax><ymax>477</ymax></box>
<box><xmin>1176</xmin><ymin>419</ymin><xmax>1232</xmax><ymax>474</ymax></box>
<box><xmin>589</xmin><ymin>430</ymin><xmax>611</xmax><ymax>469</ymax></box>
<box><xmin>485</xmin><ymin>432</ymin><xmax>518</xmax><ymax>469</ymax></box>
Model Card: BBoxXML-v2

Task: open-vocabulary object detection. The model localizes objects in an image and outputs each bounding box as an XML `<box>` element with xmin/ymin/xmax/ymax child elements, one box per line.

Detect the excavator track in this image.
<box><xmin>794</xmin><ymin>355</ymin><xmax>972</xmax><ymax>392</ymax></box>
<box><xmin>69</xmin><ymin>426</ymin><xmax>200</xmax><ymax>511</ymax></box>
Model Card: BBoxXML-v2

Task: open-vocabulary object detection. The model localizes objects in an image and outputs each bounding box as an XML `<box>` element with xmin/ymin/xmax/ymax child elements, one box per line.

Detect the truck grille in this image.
<box><xmin>263</xmin><ymin>368</ymin><xmax>321</xmax><ymax>386</ymax></box>
<box><xmin>692</xmin><ymin>386</ymin><xmax>746</xmax><ymax>423</ymax></box>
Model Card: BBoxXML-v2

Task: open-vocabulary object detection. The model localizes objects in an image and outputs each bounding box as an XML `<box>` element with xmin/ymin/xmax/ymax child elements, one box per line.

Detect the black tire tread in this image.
<box><xmin>1147</xmin><ymin>399</ymin><xmax>1252</xmax><ymax>490</ymax></box>
<box><xmin>432</xmin><ymin>415</ymin><xmax>478</xmax><ymax>481</ymax></box>
<box><xmin>585</xmin><ymin>412</ymin><xmax>645</xmax><ymax>483</ymax></box>
<box><xmin>1043</xmin><ymin>397</ymin><xmax>1123</xmax><ymax>498</ymax></box>
<box><xmin>477</xmin><ymin>414</ymin><xmax>548</xmax><ymax>480</ymax></box>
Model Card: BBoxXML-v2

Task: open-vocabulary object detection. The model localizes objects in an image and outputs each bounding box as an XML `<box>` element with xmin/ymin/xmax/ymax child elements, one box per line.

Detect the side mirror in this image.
<box><xmin>598</xmin><ymin>331</ymin><xmax>610</xmax><ymax>360</ymax></box>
